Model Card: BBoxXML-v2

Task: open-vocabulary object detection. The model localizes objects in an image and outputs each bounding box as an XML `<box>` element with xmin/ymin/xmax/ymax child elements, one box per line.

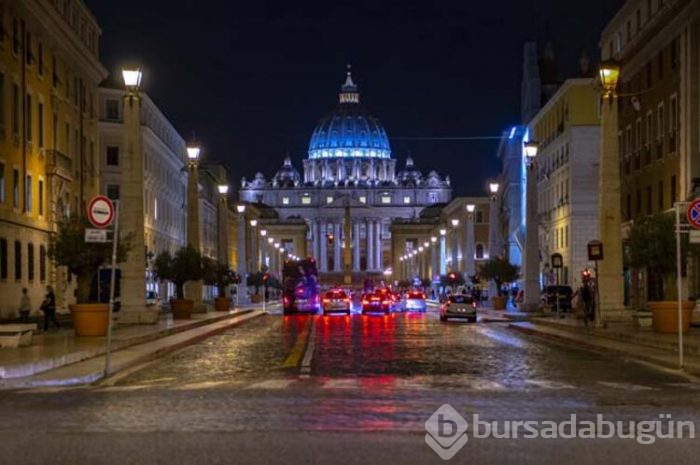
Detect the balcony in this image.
<box><xmin>45</xmin><ymin>149</ymin><xmax>73</xmax><ymax>183</ymax></box>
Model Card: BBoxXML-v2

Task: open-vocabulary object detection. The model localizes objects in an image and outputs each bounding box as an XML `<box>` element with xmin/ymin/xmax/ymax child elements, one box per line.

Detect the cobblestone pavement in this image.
<box><xmin>1</xmin><ymin>305</ymin><xmax>699</xmax><ymax>464</ymax></box>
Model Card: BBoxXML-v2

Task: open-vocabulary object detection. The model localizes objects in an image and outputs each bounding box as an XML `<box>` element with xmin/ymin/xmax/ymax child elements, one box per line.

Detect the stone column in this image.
<box><xmin>465</xmin><ymin>214</ymin><xmax>476</xmax><ymax>277</ymax></box>
<box><xmin>451</xmin><ymin>229</ymin><xmax>459</xmax><ymax>272</ymax></box>
<box><xmin>119</xmin><ymin>89</ymin><xmax>156</xmax><ymax>323</ymax></box>
<box><xmin>260</xmin><ymin>234</ymin><xmax>267</xmax><ymax>271</ymax></box>
<box><xmin>488</xmin><ymin>195</ymin><xmax>500</xmax><ymax>298</ymax></box>
<box><xmin>319</xmin><ymin>220</ymin><xmax>328</xmax><ymax>272</ymax></box>
<box><xmin>375</xmin><ymin>220</ymin><xmax>383</xmax><ymax>271</ymax></box>
<box><xmin>439</xmin><ymin>230</ymin><xmax>447</xmax><ymax>276</ymax></box>
<box><xmin>333</xmin><ymin>221</ymin><xmax>342</xmax><ymax>272</ymax></box>
<box><xmin>249</xmin><ymin>223</ymin><xmax>257</xmax><ymax>272</ymax></box>
<box><xmin>353</xmin><ymin>221</ymin><xmax>361</xmax><ymax>271</ymax></box>
<box><xmin>312</xmin><ymin>220</ymin><xmax>319</xmax><ymax>263</ymax></box>
<box><xmin>367</xmin><ymin>220</ymin><xmax>375</xmax><ymax>271</ymax></box>
<box><xmin>523</xmin><ymin>163</ymin><xmax>540</xmax><ymax>311</ymax></box>
<box><xmin>431</xmin><ymin>239</ymin><xmax>439</xmax><ymax>281</ymax></box>
<box><xmin>236</xmin><ymin>211</ymin><xmax>249</xmax><ymax>304</ymax></box>
<box><xmin>597</xmin><ymin>92</ymin><xmax>625</xmax><ymax>319</ymax></box>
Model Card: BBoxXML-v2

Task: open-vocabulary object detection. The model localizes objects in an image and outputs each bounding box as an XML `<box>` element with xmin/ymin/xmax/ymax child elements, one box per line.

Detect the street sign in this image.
<box><xmin>87</xmin><ymin>195</ymin><xmax>115</xmax><ymax>229</ymax></box>
<box><xmin>687</xmin><ymin>199</ymin><xmax>700</xmax><ymax>230</ymax></box>
<box><xmin>690</xmin><ymin>230</ymin><xmax>700</xmax><ymax>244</ymax></box>
<box><xmin>587</xmin><ymin>241</ymin><xmax>604</xmax><ymax>261</ymax></box>
<box><xmin>551</xmin><ymin>253</ymin><xmax>563</xmax><ymax>269</ymax></box>
<box><xmin>85</xmin><ymin>228</ymin><xmax>108</xmax><ymax>243</ymax></box>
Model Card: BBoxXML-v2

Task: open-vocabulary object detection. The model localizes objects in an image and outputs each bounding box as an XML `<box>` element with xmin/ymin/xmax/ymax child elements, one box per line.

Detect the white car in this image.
<box><xmin>403</xmin><ymin>291</ymin><xmax>427</xmax><ymax>312</ymax></box>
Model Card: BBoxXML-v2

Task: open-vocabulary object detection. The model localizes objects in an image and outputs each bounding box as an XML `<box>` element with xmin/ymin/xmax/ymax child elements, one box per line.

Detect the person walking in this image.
<box><xmin>40</xmin><ymin>285</ymin><xmax>60</xmax><ymax>331</ymax></box>
<box><xmin>18</xmin><ymin>288</ymin><xmax>31</xmax><ymax>323</ymax></box>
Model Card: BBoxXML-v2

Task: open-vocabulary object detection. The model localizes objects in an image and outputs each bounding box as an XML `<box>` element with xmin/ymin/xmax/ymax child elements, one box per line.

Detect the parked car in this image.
<box><xmin>440</xmin><ymin>294</ymin><xmax>477</xmax><ymax>322</ymax></box>
<box><xmin>541</xmin><ymin>285</ymin><xmax>573</xmax><ymax>312</ymax></box>
<box><xmin>322</xmin><ymin>289</ymin><xmax>352</xmax><ymax>315</ymax></box>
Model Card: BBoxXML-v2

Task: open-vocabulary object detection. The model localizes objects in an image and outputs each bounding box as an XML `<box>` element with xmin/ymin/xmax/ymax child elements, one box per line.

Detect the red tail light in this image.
<box><xmin>362</xmin><ymin>300</ymin><xmax>369</xmax><ymax>305</ymax></box>
<box><xmin>323</xmin><ymin>298</ymin><xmax>330</xmax><ymax>304</ymax></box>
<box><xmin>283</xmin><ymin>297</ymin><xmax>290</xmax><ymax>306</ymax></box>
<box><xmin>383</xmin><ymin>300</ymin><xmax>390</xmax><ymax>305</ymax></box>
<box><xmin>345</xmin><ymin>298</ymin><xmax>351</xmax><ymax>303</ymax></box>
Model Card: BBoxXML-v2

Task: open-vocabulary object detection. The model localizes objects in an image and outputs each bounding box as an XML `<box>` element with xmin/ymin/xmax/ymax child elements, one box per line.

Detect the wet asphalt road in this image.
<box><xmin>1</xmin><ymin>303</ymin><xmax>699</xmax><ymax>464</ymax></box>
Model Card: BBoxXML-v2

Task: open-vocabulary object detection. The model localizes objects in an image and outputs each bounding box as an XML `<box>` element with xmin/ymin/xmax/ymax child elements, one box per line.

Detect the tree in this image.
<box><xmin>628</xmin><ymin>213</ymin><xmax>691</xmax><ymax>301</ymax></box>
<box><xmin>480</xmin><ymin>257</ymin><xmax>520</xmax><ymax>297</ymax></box>
<box><xmin>48</xmin><ymin>216</ymin><xmax>132</xmax><ymax>304</ymax></box>
<box><xmin>153</xmin><ymin>245</ymin><xmax>203</xmax><ymax>300</ymax></box>
<box><xmin>202</xmin><ymin>258</ymin><xmax>236</xmax><ymax>298</ymax></box>
<box><xmin>247</xmin><ymin>272</ymin><xmax>265</xmax><ymax>296</ymax></box>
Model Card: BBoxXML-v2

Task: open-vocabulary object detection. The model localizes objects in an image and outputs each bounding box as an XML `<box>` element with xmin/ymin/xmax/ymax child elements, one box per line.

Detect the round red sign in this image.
<box><xmin>87</xmin><ymin>195</ymin><xmax>115</xmax><ymax>229</ymax></box>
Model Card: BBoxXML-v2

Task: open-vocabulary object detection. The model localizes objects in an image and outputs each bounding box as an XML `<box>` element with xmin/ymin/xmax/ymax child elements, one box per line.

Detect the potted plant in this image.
<box><xmin>628</xmin><ymin>213</ymin><xmax>694</xmax><ymax>333</ymax></box>
<box><xmin>154</xmin><ymin>245</ymin><xmax>203</xmax><ymax>319</ymax></box>
<box><xmin>480</xmin><ymin>257</ymin><xmax>520</xmax><ymax>311</ymax></box>
<box><xmin>203</xmin><ymin>258</ymin><xmax>236</xmax><ymax>312</ymax></box>
<box><xmin>48</xmin><ymin>217</ymin><xmax>132</xmax><ymax>336</ymax></box>
<box><xmin>247</xmin><ymin>271</ymin><xmax>265</xmax><ymax>303</ymax></box>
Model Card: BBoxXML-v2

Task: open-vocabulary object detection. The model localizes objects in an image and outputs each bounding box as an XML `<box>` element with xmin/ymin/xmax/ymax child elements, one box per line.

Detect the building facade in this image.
<box><xmin>0</xmin><ymin>0</ymin><xmax>107</xmax><ymax>318</ymax></box>
<box><xmin>529</xmin><ymin>78</ymin><xmax>601</xmax><ymax>289</ymax></box>
<box><xmin>239</xmin><ymin>70</ymin><xmax>452</xmax><ymax>282</ymax></box>
<box><xmin>98</xmin><ymin>87</ymin><xmax>188</xmax><ymax>307</ymax></box>
<box><xmin>600</xmin><ymin>0</ymin><xmax>700</xmax><ymax>308</ymax></box>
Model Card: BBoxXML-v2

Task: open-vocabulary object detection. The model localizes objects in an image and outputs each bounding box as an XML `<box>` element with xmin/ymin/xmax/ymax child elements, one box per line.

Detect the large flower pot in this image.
<box><xmin>648</xmin><ymin>301</ymin><xmax>694</xmax><ymax>334</ymax></box>
<box><xmin>170</xmin><ymin>299</ymin><xmax>194</xmax><ymax>319</ymax></box>
<box><xmin>250</xmin><ymin>294</ymin><xmax>263</xmax><ymax>304</ymax></box>
<box><xmin>491</xmin><ymin>296</ymin><xmax>507</xmax><ymax>311</ymax></box>
<box><xmin>214</xmin><ymin>297</ymin><xmax>231</xmax><ymax>312</ymax></box>
<box><xmin>69</xmin><ymin>303</ymin><xmax>110</xmax><ymax>337</ymax></box>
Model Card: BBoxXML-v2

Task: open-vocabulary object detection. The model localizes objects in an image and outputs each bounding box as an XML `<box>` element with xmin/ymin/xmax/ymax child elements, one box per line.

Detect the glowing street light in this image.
<box><xmin>122</xmin><ymin>66</ymin><xmax>143</xmax><ymax>90</ymax></box>
<box><xmin>218</xmin><ymin>184</ymin><xmax>229</xmax><ymax>195</ymax></box>
<box><xmin>599</xmin><ymin>60</ymin><xmax>621</xmax><ymax>96</ymax></box>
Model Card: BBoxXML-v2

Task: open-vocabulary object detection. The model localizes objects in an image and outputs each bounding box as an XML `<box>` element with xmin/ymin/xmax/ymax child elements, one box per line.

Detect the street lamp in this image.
<box><xmin>260</xmin><ymin>229</ymin><xmax>268</xmax><ymax>270</ymax></box>
<box><xmin>249</xmin><ymin>219</ymin><xmax>258</xmax><ymax>272</ymax></box>
<box><xmin>489</xmin><ymin>182</ymin><xmax>500</xmax><ymax>196</ymax></box>
<box><xmin>122</xmin><ymin>67</ymin><xmax>142</xmax><ymax>90</ymax></box>
<box><xmin>466</xmin><ymin>204</ymin><xmax>476</xmax><ymax>214</ymax></box>
<box><xmin>599</xmin><ymin>60</ymin><xmax>620</xmax><ymax>97</ymax></box>
<box><xmin>186</xmin><ymin>145</ymin><xmax>201</xmax><ymax>164</ymax></box>
<box><xmin>236</xmin><ymin>204</ymin><xmax>246</xmax><ymax>214</ymax></box>
<box><xmin>450</xmin><ymin>219</ymin><xmax>460</xmax><ymax>272</ymax></box>
<box><xmin>465</xmin><ymin>204</ymin><xmax>476</xmax><ymax>277</ymax></box>
<box><xmin>523</xmin><ymin>140</ymin><xmax>540</xmax><ymax>312</ymax></box>
<box><xmin>217</xmin><ymin>184</ymin><xmax>229</xmax><ymax>195</ymax></box>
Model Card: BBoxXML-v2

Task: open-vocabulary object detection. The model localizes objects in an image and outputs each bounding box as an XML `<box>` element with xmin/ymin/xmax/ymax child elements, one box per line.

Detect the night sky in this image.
<box><xmin>85</xmin><ymin>0</ymin><xmax>623</xmax><ymax>196</ymax></box>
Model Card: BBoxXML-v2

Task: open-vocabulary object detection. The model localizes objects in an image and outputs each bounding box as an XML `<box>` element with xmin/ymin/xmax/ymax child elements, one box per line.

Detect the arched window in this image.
<box><xmin>475</xmin><ymin>243</ymin><xmax>485</xmax><ymax>260</ymax></box>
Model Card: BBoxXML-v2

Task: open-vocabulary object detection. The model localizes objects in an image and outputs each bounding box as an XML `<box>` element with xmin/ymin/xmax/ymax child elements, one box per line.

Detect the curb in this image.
<box><xmin>508</xmin><ymin>322</ymin><xmax>700</xmax><ymax>378</ymax></box>
<box><xmin>0</xmin><ymin>310</ymin><xmax>265</xmax><ymax>389</ymax></box>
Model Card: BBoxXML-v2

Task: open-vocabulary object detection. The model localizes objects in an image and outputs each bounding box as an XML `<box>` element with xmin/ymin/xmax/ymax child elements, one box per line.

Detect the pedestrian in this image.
<box><xmin>40</xmin><ymin>285</ymin><xmax>60</xmax><ymax>331</ymax></box>
<box><xmin>18</xmin><ymin>288</ymin><xmax>31</xmax><ymax>323</ymax></box>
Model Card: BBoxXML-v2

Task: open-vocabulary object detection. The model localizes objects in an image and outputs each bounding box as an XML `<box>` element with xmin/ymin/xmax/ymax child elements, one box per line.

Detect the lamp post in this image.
<box><xmin>418</xmin><ymin>246</ymin><xmax>425</xmax><ymax>280</ymax></box>
<box><xmin>250</xmin><ymin>219</ymin><xmax>258</xmax><ymax>273</ymax></box>
<box><xmin>450</xmin><ymin>219</ymin><xmax>460</xmax><ymax>272</ymax></box>
<box><xmin>597</xmin><ymin>61</ymin><xmax>625</xmax><ymax>321</ymax></box>
<box><xmin>465</xmin><ymin>204</ymin><xmax>476</xmax><ymax>279</ymax></box>
<box><xmin>487</xmin><ymin>182</ymin><xmax>501</xmax><ymax>299</ymax></box>
<box><xmin>439</xmin><ymin>228</ymin><xmax>447</xmax><ymax>276</ymax></box>
<box><xmin>118</xmin><ymin>66</ymin><xmax>155</xmax><ymax>322</ymax></box>
<box><xmin>217</xmin><ymin>185</ymin><xmax>230</xmax><ymax>267</ymax></box>
<box><xmin>183</xmin><ymin>143</ymin><xmax>204</xmax><ymax>307</ymax></box>
<box><xmin>430</xmin><ymin>236</ymin><xmax>438</xmax><ymax>283</ymax></box>
<box><xmin>260</xmin><ymin>229</ymin><xmax>268</xmax><ymax>271</ymax></box>
<box><xmin>236</xmin><ymin>204</ymin><xmax>248</xmax><ymax>304</ymax></box>
<box><xmin>522</xmin><ymin>142</ymin><xmax>541</xmax><ymax>312</ymax></box>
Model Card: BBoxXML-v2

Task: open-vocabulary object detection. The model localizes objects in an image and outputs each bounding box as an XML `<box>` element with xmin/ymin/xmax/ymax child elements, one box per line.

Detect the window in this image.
<box><xmin>429</xmin><ymin>192</ymin><xmax>438</xmax><ymax>203</ymax></box>
<box><xmin>0</xmin><ymin>238</ymin><xmax>6</xmax><ymax>280</ymax></box>
<box><xmin>635</xmin><ymin>118</ymin><xmax>642</xmax><ymax>152</ymax></box>
<box><xmin>38</xmin><ymin>179</ymin><xmax>43</xmax><ymax>215</ymax></box>
<box><xmin>39</xmin><ymin>245</ymin><xmax>46</xmax><ymax>282</ymax></box>
<box><xmin>14</xmin><ymin>240</ymin><xmax>21</xmax><ymax>280</ymax></box>
<box><xmin>106</xmin><ymin>99</ymin><xmax>119</xmax><ymax>120</ymax></box>
<box><xmin>106</xmin><ymin>184</ymin><xmax>120</xmax><ymax>201</ymax></box>
<box><xmin>475</xmin><ymin>243</ymin><xmax>484</xmax><ymax>260</ymax></box>
<box><xmin>669</xmin><ymin>95</ymin><xmax>678</xmax><ymax>133</ymax></box>
<box><xmin>12</xmin><ymin>18</ymin><xmax>19</xmax><ymax>55</ymax></box>
<box><xmin>106</xmin><ymin>146</ymin><xmax>119</xmax><ymax>166</ymax></box>
<box><xmin>381</xmin><ymin>195</ymin><xmax>391</xmax><ymax>204</ymax></box>
<box><xmin>282</xmin><ymin>196</ymin><xmax>290</xmax><ymax>205</ymax></box>
<box><xmin>12</xmin><ymin>83</ymin><xmax>19</xmax><ymax>137</ymax></box>
<box><xmin>0</xmin><ymin>73</ymin><xmax>5</xmax><ymax>131</ymax></box>
<box><xmin>626</xmin><ymin>194</ymin><xmax>632</xmax><ymax>220</ymax></box>
<box><xmin>38</xmin><ymin>42</ymin><xmax>44</xmax><ymax>76</ymax></box>
<box><xmin>27</xmin><ymin>243</ymin><xmax>34</xmax><ymax>281</ymax></box>
<box><xmin>301</xmin><ymin>195</ymin><xmax>311</xmax><ymax>205</ymax></box>
<box><xmin>645</xmin><ymin>111</ymin><xmax>653</xmax><ymax>146</ymax></box>
<box><xmin>476</xmin><ymin>210</ymin><xmax>484</xmax><ymax>223</ymax></box>
<box><xmin>12</xmin><ymin>169</ymin><xmax>19</xmax><ymax>208</ymax></box>
<box><xmin>636</xmin><ymin>190</ymin><xmax>642</xmax><ymax>216</ymax></box>
<box><xmin>25</xmin><ymin>175</ymin><xmax>32</xmax><ymax>212</ymax></box>
<box><xmin>326</xmin><ymin>196</ymin><xmax>334</xmax><ymax>204</ymax></box>
<box><xmin>403</xmin><ymin>196</ymin><xmax>411</xmax><ymax>204</ymax></box>
<box><xmin>0</xmin><ymin>163</ymin><xmax>4</xmax><ymax>204</ymax></box>
<box><xmin>359</xmin><ymin>196</ymin><xmax>367</xmax><ymax>204</ymax></box>
<box><xmin>25</xmin><ymin>31</ymin><xmax>32</xmax><ymax>65</ymax></box>
<box><xmin>38</xmin><ymin>102</ymin><xmax>44</xmax><ymax>148</ymax></box>
<box><xmin>565</xmin><ymin>226</ymin><xmax>569</xmax><ymax>248</ymax></box>
<box><xmin>26</xmin><ymin>94</ymin><xmax>32</xmax><ymax>142</ymax></box>
<box><xmin>658</xmin><ymin>181</ymin><xmax>664</xmax><ymax>211</ymax></box>
<box><xmin>671</xmin><ymin>39</ymin><xmax>678</xmax><ymax>69</ymax></box>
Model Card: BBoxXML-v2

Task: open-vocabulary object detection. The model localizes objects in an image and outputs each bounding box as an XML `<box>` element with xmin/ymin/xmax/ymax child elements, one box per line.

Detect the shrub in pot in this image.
<box><xmin>480</xmin><ymin>257</ymin><xmax>520</xmax><ymax>311</ymax></box>
<box><xmin>203</xmin><ymin>257</ymin><xmax>237</xmax><ymax>311</ymax></box>
<box><xmin>247</xmin><ymin>271</ymin><xmax>265</xmax><ymax>303</ymax></box>
<box><xmin>48</xmin><ymin>216</ymin><xmax>132</xmax><ymax>336</ymax></box>
<box><xmin>628</xmin><ymin>213</ymin><xmax>694</xmax><ymax>333</ymax></box>
<box><xmin>154</xmin><ymin>245</ymin><xmax>203</xmax><ymax>319</ymax></box>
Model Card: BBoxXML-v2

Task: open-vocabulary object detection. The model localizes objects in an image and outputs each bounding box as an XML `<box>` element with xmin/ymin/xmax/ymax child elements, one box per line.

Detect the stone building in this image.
<box><xmin>0</xmin><ymin>0</ymin><xmax>107</xmax><ymax>317</ymax></box>
<box><xmin>239</xmin><ymin>70</ymin><xmax>452</xmax><ymax>283</ymax></box>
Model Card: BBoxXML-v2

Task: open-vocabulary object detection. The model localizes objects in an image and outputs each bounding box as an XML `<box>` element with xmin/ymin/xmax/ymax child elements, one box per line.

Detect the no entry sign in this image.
<box><xmin>87</xmin><ymin>196</ymin><xmax>115</xmax><ymax>229</ymax></box>
<box><xmin>687</xmin><ymin>199</ymin><xmax>700</xmax><ymax>230</ymax></box>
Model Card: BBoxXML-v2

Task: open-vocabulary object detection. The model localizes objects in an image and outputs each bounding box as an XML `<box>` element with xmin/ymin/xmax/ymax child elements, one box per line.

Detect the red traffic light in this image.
<box><xmin>263</xmin><ymin>273</ymin><xmax>270</xmax><ymax>282</ymax></box>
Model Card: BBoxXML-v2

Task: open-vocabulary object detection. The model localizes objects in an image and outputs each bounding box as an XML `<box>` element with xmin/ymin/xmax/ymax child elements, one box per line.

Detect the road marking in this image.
<box><xmin>245</xmin><ymin>379</ymin><xmax>297</xmax><ymax>390</ymax></box>
<box><xmin>173</xmin><ymin>381</ymin><xmax>233</xmax><ymax>390</ymax></box>
<box><xmin>97</xmin><ymin>385</ymin><xmax>149</xmax><ymax>393</ymax></box>
<box><xmin>468</xmin><ymin>380</ymin><xmax>506</xmax><ymax>391</ymax></box>
<box><xmin>524</xmin><ymin>379</ymin><xmax>575</xmax><ymax>390</ymax></box>
<box><xmin>322</xmin><ymin>378</ymin><xmax>362</xmax><ymax>389</ymax></box>
<box><xmin>299</xmin><ymin>319</ymin><xmax>317</xmax><ymax>377</ymax></box>
<box><xmin>598</xmin><ymin>381</ymin><xmax>658</xmax><ymax>391</ymax></box>
<box><xmin>283</xmin><ymin>321</ymin><xmax>311</xmax><ymax>368</ymax></box>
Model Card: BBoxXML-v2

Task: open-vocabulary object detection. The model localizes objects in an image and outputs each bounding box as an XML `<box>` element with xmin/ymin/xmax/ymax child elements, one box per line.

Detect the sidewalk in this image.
<box><xmin>509</xmin><ymin>315</ymin><xmax>700</xmax><ymax>377</ymax></box>
<box><xmin>0</xmin><ymin>305</ymin><xmax>267</xmax><ymax>389</ymax></box>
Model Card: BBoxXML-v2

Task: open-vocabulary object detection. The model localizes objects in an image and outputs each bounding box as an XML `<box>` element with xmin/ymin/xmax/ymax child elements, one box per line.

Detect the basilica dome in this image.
<box><xmin>307</xmin><ymin>70</ymin><xmax>391</xmax><ymax>160</ymax></box>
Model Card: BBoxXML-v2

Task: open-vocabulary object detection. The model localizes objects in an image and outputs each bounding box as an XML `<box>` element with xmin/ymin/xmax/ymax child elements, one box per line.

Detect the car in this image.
<box><xmin>361</xmin><ymin>291</ymin><xmax>393</xmax><ymax>314</ymax></box>
<box><xmin>440</xmin><ymin>294</ymin><xmax>477</xmax><ymax>322</ymax></box>
<box><xmin>404</xmin><ymin>291</ymin><xmax>427</xmax><ymax>312</ymax></box>
<box><xmin>322</xmin><ymin>289</ymin><xmax>352</xmax><ymax>315</ymax></box>
<box><xmin>541</xmin><ymin>285</ymin><xmax>573</xmax><ymax>312</ymax></box>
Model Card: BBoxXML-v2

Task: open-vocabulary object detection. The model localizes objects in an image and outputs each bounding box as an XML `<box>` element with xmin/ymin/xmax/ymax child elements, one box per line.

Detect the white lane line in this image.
<box><xmin>598</xmin><ymin>381</ymin><xmax>658</xmax><ymax>391</ymax></box>
<box><xmin>299</xmin><ymin>318</ymin><xmax>317</xmax><ymax>378</ymax></box>
<box><xmin>524</xmin><ymin>379</ymin><xmax>575</xmax><ymax>390</ymax></box>
<box><xmin>245</xmin><ymin>379</ymin><xmax>297</xmax><ymax>390</ymax></box>
<box><xmin>173</xmin><ymin>381</ymin><xmax>234</xmax><ymax>391</ymax></box>
<box><xmin>97</xmin><ymin>385</ymin><xmax>149</xmax><ymax>393</ymax></box>
<box><xmin>469</xmin><ymin>380</ymin><xmax>506</xmax><ymax>391</ymax></box>
<box><xmin>322</xmin><ymin>378</ymin><xmax>362</xmax><ymax>390</ymax></box>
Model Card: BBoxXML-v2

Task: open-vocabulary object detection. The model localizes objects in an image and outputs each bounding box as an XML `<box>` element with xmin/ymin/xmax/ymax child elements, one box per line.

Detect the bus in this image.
<box><xmin>282</xmin><ymin>258</ymin><xmax>321</xmax><ymax>315</ymax></box>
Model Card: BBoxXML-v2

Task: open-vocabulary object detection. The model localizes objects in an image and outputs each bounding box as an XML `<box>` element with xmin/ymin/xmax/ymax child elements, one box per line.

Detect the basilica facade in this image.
<box><xmin>239</xmin><ymin>71</ymin><xmax>452</xmax><ymax>277</ymax></box>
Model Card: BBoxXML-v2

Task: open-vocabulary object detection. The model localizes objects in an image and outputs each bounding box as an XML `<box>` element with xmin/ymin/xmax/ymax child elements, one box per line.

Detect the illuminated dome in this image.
<box><xmin>272</xmin><ymin>156</ymin><xmax>301</xmax><ymax>187</ymax></box>
<box><xmin>308</xmin><ymin>69</ymin><xmax>391</xmax><ymax>160</ymax></box>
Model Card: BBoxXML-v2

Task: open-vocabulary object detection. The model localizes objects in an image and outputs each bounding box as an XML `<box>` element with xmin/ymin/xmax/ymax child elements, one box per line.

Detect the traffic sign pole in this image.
<box><xmin>105</xmin><ymin>200</ymin><xmax>120</xmax><ymax>377</ymax></box>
